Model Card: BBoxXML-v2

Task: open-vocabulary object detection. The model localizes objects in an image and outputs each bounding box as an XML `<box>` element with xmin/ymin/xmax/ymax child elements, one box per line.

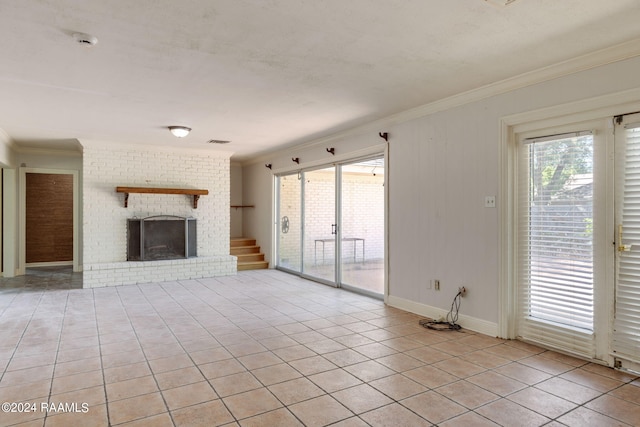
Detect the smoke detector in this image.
<box><xmin>72</xmin><ymin>32</ymin><xmax>98</xmax><ymax>47</ymax></box>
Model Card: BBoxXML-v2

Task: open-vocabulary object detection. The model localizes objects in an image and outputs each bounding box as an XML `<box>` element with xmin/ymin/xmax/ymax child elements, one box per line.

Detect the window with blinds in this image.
<box><xmin>517</xmin><ymin>131</ymin><xmax>595</xmax><ymax>356</ymax></box>
<box><xmin>614</xmin><ymin>119</ymin><xmax>640</xmax><ymax>366</ymax></box>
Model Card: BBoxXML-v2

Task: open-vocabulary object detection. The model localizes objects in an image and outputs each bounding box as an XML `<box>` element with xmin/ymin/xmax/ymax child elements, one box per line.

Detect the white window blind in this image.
<box><xmin>517</xmin><ymin>132</ymin><xmax>595</xmax><ymax>357</ymax></box>
<box><xmin>614</xmin><ymin>121</ymin><xmax>640</xmax><ymax>365</ymax></box>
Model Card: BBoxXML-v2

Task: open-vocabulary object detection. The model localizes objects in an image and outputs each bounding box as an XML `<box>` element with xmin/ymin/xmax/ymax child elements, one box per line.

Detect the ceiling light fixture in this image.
<box><xmin>169</xmin><ymin>126</ymin><xmax>191</xmax><ymax>138</ymax></box>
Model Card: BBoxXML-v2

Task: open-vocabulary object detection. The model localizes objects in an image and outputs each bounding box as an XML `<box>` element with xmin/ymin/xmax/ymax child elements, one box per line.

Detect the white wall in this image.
<box><xmin>82</xmin><ymin>142</ymin><xmax>235</xmax><ymax>287</ymax></box>
<box><xmin>0</xmin><ymin>132</ymin><xmax>16</xmax><ymax>276</ymax></box>
<box><xmin>242</xmin><ymin>162</ymin><xmax>274</xmax><ymax>263</ymax></box>
<box><xmin>388</xmin><ymin>56</ymin><xmax>640</xmax><ymax>329</ymax></box>
<box><xmin>243</xmin><ymin>55</ymin><xmax>640</xmax><ymax>335</ymax></box>
<box><xmin>17</xmin><ymin>150</ymin><xmax>82</xmax><ymax>171</ymax></box>
<box><xmin>0</xmin><ymin>131</ymin><xmax>15</xmax><ymax>168</ymax></box>
<box><xmin>2</xmin><ymin>169</ymin><xmax>16</xmax><ymax>277</ymax></box>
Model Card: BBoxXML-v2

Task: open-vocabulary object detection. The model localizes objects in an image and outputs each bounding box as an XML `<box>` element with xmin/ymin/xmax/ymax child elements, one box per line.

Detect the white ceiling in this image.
<box><xmin>1</xmin><ymin>0</ymin><xmax>640</xmax><ymax>161</ymax></box>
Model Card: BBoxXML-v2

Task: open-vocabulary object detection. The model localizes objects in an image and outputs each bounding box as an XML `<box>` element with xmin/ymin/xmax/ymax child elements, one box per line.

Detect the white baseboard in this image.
<box><xmin>387</xmin><ymin>295</ymin><xmax>498</xmax><ymax>337</ymax></box>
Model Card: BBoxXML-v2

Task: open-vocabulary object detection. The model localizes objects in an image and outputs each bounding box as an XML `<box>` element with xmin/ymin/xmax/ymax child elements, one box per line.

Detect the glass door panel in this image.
<box><xmin>340</xmin><ymin>158</ymin><xmax>385</xmax><ymax>295</ymax></box>
<box><xmin>514</xmin><ymin>123</ymin><xmax>610</xmax><ymax>360</ymax></box>
<box><xmin>303</xmin><ymin>167</ymin><xmax>336</xmax><ymax>283</ymax></box>
<box><xmin>614</xmin><ymin>113</ymin><xmax>640</xmax><ymax>368</ymax></box>
<box><xmin>277</xmin><ymin>174</ymin><xmax>302</xmax><ymax>272</ymax></box>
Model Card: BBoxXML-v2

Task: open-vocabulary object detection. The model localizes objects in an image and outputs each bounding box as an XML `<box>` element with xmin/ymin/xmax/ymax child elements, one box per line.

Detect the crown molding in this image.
<box><xmin>392</xmin><ymin>37</ymin><xmax>640</xmax><ymax>124</ymax></box>
<box><xmin>0</xmin><ymin>128</ymin><xmax>17</xmax><ymax>154</ymax></box>
<box><xmin>14</xmin><ymin>146</ymin><xmax>82</xmax><ymax>157</ymax></box>
<box><xmin>0</xmin><ymin>128</ymin><xmax>13</xmax><ymax>145</ymax></box>
<box><xmin>243</xmin><ymin>37</ymin><xmax>640</xmax><ymax>167</ymax></box>
<box><xmin>0</xmin><ymin>129</ymin><xmax>17</xmax><ymax>167</ymax></box>
<box><xmin>79</xmin><ymin>139</ymin><xmax>235</xmax><ymax>158</ymax></box>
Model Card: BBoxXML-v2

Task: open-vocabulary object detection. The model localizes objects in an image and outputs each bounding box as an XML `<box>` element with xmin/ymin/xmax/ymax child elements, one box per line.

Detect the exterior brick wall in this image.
<box><xmin>82</xmin><ymin>145</ymin><xmax>235</xmax><ymax>287</ymax></box>
<box><xmin>277</xmin><ymin>174</ymin><xmax>302</xmax><ymax>270</ymax></box>
<box><xmin>341</xmin><ymin>172</ymin><xmax>385</xmax><ymax>260</ymax></box>
<box><xmin>278</xmin><ymin>168</ymin><xmax>384</xmax><ymax>269</ymax></box>
<box><xmin>303</xmin><ymin>169</ymin><xmax>336</xmax><ymax>266</ymax></box>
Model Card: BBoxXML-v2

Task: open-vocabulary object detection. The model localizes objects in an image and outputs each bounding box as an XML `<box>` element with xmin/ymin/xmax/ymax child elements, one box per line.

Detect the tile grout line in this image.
<box><xmin>42</xmin><ymin>290</ymin><xmax>72</xmax><ymax>425</ymax></box>
<box><xmin>1</xmin><ymin>269</ymin><xmax>639</xmax><ymax>427</ymax></box>
<box><xmin>173</xmin><ymin>277</ymin><xmax>309</xmax><ymax>425</ymax></box>
<box><xmin>114</xmin><ymin>283</ymin><xmax>179</xmax><ymax>426</ymax></box>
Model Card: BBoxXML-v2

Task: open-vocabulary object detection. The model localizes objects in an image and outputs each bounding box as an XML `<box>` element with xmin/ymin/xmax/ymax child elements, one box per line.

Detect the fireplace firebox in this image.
<box><xmin>127</xmin><ymin>215</ymin><xmax>197</xmax><ymax>261</ymax></box>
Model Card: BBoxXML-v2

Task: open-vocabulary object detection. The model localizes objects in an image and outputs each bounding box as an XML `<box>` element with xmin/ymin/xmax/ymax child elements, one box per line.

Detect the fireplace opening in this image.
<box><xmin>127</xmin><ymin>215</ymin><xmax>197</xmax><ymax>261</ymax></box>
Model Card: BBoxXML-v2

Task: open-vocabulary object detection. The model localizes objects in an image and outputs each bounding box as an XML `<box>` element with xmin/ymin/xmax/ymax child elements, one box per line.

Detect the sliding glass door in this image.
<box><xmin>277</xmin><ymin>174</ymin><xmax>301</xmax><ymax>272</ymax></box>
<box><xmin>276</xmin><ymin>155</ymin><xmax>385</xmax><ymax>297</ymax></box>
<box><xmin>303</xmin><ymin>167</ymin><xmax>336</xmax><ymax>284</ymax></box>
<box><xmin>340</xmin><ymin>159</ymin><xmax>385</xmax><ymax>295</ymax></box>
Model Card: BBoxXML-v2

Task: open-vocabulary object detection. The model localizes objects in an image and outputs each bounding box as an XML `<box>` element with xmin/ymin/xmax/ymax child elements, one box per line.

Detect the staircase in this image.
<box><xmin>231</xmin><ymin>238</ymin><xmax>269</xmax><ymax>271</ymax></box>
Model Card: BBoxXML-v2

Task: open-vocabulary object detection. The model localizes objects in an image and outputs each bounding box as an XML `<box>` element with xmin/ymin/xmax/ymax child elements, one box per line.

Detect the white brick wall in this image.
<box><xmin>277</xmin><ymin>174</ymin><xmax>302</xmax><ymax>269</ymax></box>
<box><xmin>341</xmin><ymin>172</ymin><xmax>385</xmax><ymax>260</ymax></box>
<box><xmin>82</xmin><ymin>144</ymin><xmax>235</xmax><ymax>287</ymax></box>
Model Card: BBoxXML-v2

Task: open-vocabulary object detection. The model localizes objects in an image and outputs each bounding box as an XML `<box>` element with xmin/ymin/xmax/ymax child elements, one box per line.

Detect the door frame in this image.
<box><xmin>273</xmin><ymin>146</ymin><xmax>388</xmax><ymax>300</ymax></box>
<box><xmin>499</xmin><ymin>88</ymin><xmax>640</xmax><ymax>362</ymax></box>
<box><xmin>511</xmin><ymin>119</ymin><xmax>611</xmax><ymax>362</ymax></box>
<box><xmin>612</xmin><ymin>112</ymin><xmax>640</xmax><ymax>372</ymax></box>
<box><xmin>19</xmin><ymin>167</ymin><xmax>80</xmax><ymax>274</ymax></box>
<box><xmin>0</xmin><ymin>168</ymin><xmax>3</xmax><ymax>276</ymax></box>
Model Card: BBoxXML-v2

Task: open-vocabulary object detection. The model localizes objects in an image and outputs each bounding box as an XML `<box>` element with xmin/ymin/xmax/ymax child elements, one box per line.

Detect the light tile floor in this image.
<box><xmin>0</xmin><ymin>268</ymin><xmax>639</xmax><ymax>426</ymax></box>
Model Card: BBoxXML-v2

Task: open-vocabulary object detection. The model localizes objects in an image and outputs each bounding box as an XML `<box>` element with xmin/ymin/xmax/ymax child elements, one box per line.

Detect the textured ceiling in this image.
<box><xmin>1</xmin><ymin>0</ymin><xmax>640</xmax><ymax>161</ymax></box>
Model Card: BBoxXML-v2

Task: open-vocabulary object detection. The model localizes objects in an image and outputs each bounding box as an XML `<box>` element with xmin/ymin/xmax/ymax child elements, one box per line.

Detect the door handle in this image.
<box><xmin>332</xmin><ymin>224</ymin><xmax>337</xmax><ymax>235</ymax></box>
<box><xmin>618</xmin><ymin>225</ymin><xmax>632</xmax><ymax>252</ymax></box>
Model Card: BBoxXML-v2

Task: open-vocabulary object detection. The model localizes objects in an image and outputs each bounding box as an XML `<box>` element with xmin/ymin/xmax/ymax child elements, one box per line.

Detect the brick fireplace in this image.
<box><xmin>81</xmin><ymin>143</ymin><xmax>236</xmax><ymax>288</ymax></box>
<box><xmin>127</xmin><ymin>216</ymin><xmax>197</xmax><ymax>261</ymax></box>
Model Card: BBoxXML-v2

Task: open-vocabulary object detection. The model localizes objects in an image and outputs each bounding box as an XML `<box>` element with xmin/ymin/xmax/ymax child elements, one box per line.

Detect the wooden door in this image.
<box><xmin>25</xmin><ymin>173</ymin><xmax>73</xmax><ymax>263</ymax></box>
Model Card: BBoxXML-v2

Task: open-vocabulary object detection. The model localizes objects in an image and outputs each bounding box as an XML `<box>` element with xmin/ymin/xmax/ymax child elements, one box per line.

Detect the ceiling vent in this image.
<box><xmin>207</xmin><ymin>139</ymin><xmax>231</xmax><ymax>144</ymax></box>
<box><xmin>72</xmin><ymin>32</ymin><xmax>98</xmax><ymax>47</ymax></box>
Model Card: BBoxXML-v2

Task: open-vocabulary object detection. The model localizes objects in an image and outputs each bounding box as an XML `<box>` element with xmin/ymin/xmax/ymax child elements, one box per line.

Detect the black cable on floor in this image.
<box><xmin>419</xmin><ymin>290</ymin><xmax>463</xmax><ymax>331</ymax></box>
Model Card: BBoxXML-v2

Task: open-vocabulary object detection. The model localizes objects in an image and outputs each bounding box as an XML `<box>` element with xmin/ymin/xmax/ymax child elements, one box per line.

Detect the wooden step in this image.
<box><xmin>231</xmin><ymin>237</ymin><xmax>269</xmax><ymax>271</ymax></box>
<box><xmin>237</xmin><ymin>260</ymin><xmax>269</xmax><ymax>271</ymax></box>
<box><xmin>236</xmin><ymin>253</ymin><xmax>265</xmax><ymax>262</ymax></box>
<box><xmin>230</xmin><ymin>245</ymin><xmax>261</xmax><ymax>255</ymax></box>
<box><xmin>231</xmin><ymin>238</ymin><xmax>256</xmax><ymax>247</ymax></box>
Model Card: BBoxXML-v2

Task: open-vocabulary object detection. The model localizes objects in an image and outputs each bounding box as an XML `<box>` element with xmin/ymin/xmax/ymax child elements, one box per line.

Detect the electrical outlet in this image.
<box><xmin>434</xmin><ymin>280</ymin><xmax>440</xmax><ymax>291</ymax></box>
<box><xmin>459</xmin><ymin>286</ymin><xmax>467</xmax><ymax>297</ymax></box>
<box><xmin>484</xmin><ymin>196</ymin><xmax>496</xmax><ymax>208</ymax></box>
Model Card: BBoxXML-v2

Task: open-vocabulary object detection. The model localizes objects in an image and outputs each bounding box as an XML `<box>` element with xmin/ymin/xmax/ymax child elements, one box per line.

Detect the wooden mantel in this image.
<box><xmin>116</xmin><ymin>187</ymin><xmax>209</xmax><ymax>209</ymax></box>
